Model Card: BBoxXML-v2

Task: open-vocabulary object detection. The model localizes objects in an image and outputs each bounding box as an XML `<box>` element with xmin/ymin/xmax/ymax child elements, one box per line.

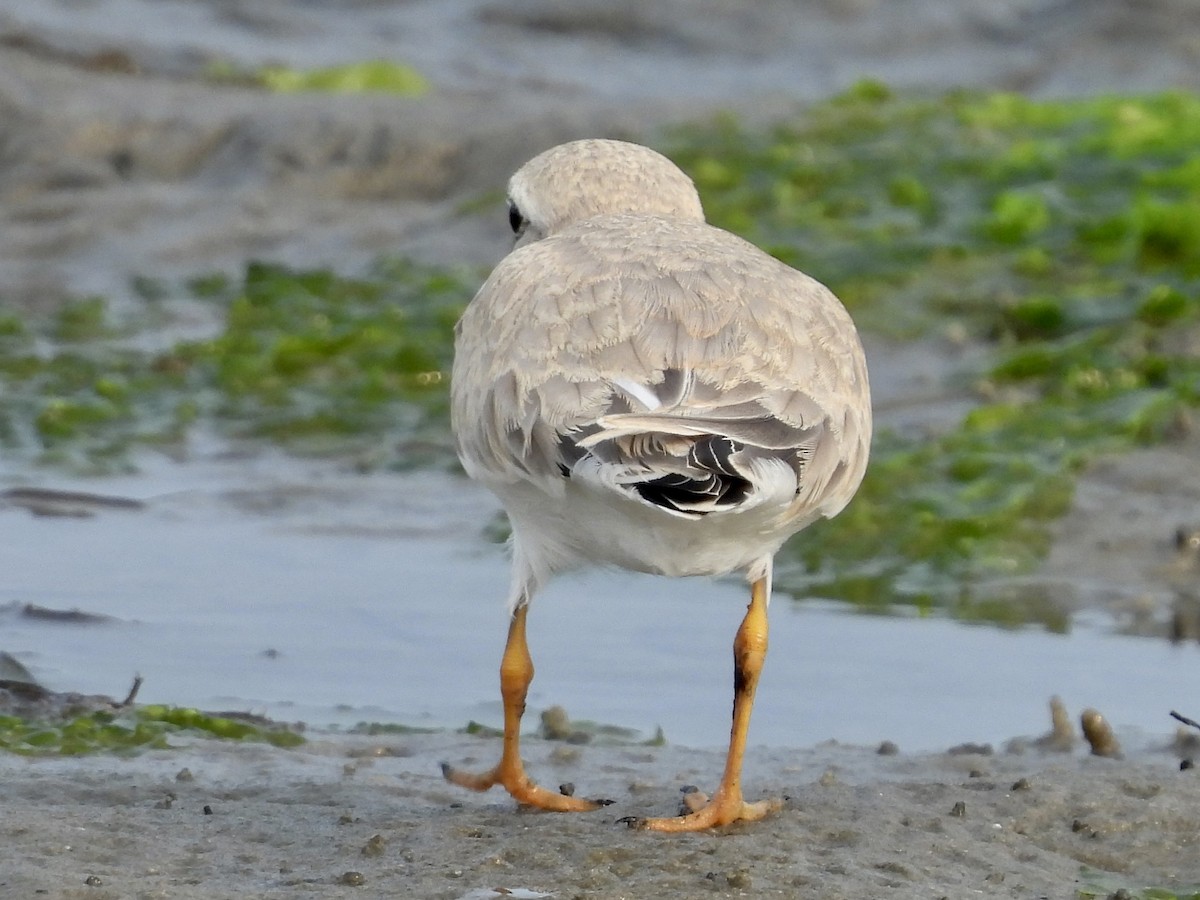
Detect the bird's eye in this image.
<box><xmin>508</xmin><ymin>201</ymin><xmax>525</xmax><ymax>235</ymax></box>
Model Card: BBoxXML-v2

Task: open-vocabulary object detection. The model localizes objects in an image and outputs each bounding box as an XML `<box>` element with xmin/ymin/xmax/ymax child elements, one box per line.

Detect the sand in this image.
<box><xmin>3</xmin><ymin>1</ymin><xmax>1200</xmax><ymax>897</ymax></box>
<box><xmin>3</xmin><ymin>727</ymin><xmax>1200</xmax><ymax>899</ymax></box>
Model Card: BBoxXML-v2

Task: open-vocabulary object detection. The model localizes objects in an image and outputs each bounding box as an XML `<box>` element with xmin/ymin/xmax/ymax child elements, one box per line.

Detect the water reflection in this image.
<box><xmin>3</xmin><ymin>462</ymin><xmax>1197</xmax><ymax>752</ymax></box>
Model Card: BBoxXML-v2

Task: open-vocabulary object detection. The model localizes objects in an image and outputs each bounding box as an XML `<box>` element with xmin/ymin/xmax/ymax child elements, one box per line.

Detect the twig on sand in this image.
<box><xmin>1170</xmin><ymin>710</ymin><xmax>1200</xmax><ymax>731</ymax></box>
<box><xmin>119</xmin><ymin>674</ymin><xmax>144</xmax><ymax>708</ymax></box>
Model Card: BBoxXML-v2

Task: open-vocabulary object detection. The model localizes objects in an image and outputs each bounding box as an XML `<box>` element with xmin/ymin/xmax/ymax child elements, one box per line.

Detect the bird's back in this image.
<box><xmin>453</xmin><ymin>212</ymin><xmax>870</xmax><ymax>583</ymax></box>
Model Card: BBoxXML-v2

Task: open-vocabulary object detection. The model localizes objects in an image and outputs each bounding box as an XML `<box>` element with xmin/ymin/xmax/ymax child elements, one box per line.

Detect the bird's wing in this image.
<box><xmin>451</xmin><ymin>215</ymin><xmax>871</xmax><ymax>524</ymax></box>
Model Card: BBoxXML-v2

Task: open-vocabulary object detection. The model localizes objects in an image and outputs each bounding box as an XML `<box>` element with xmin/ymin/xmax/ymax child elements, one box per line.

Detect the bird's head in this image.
<box><xmin>505</xmin><ymin>139</ymin><xmax>705</xmax><ymax>248</ymax></box>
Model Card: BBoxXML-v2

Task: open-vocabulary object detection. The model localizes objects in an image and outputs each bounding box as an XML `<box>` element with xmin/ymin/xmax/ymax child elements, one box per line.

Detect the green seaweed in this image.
<box><xmin>1077</xmin><ymin>891</ymin><xmax>1200</xmax><ymax>900</ymax></box>
<box><xmin>182</xmin><ymin>260</ymin><xmax>467</xmax><ymax>464</ymax></box>
<box><xmin>52</xmin><ymin>296</ymin><xmax>113</xmax><ymax>342</ymax></box>
<box><xmin>667</xmin><ymin>86</ymin><xmax>1200</xmax><ymax>620</ymax></box>
<box><xmin>260</xmin><ymin>60</ymin><xmax>428</xmax><ymax>95</ymax></box>
<box><xmin>207</xmin><ymin>59</ymin><xmax>428</xmax><ymax>96</ymax></box>
<box><xmin>4</xmin><ymin>85</ymin><xmax>1200</xmax><ymax>627</ymax></box>
<box><xmin>1076</xmin><ymin>866</ymin><xmax>1200</xmax><ymax>899</ymax></box>
<box><xmin>0</xmin><ymin>259</ymin><xmax>474</xmax><ymax>472</ymax></box>
<box><xmin>137</xmin><ymin>705</ymin><xmax>305</xmax><ymax>747</ymax></box>
<box><xmin>0</xmin><ymin>706</ymin><xmax>303</xmax><ymax>756</ymax></box>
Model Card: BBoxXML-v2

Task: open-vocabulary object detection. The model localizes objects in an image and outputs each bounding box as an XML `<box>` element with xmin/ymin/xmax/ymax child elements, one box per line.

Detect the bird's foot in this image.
<box><xmin>441</xmin><ymin>760</ymin><xmax>610</xmax><ymax>812</ymax></box>
<box><xmin>618</xmin><ymin>785</ymin><xmax>783</xmax><ymax>832</ymax></box>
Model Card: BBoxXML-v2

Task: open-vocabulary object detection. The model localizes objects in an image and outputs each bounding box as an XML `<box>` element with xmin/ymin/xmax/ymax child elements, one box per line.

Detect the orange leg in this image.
<box><xmin>624</xmin><ymin>576</ymin><xmax>783</xmax><ymax>831</ymax></box>
<box><xmin>441</xmin><ymin>604</ymin><xmax>607</xmax><ymax>812</ymax></box>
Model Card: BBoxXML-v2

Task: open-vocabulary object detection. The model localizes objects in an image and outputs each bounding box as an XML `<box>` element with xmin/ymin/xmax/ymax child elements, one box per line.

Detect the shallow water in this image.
<box><xmin>4</xmin><ymin>451</ymin><xmax>1196</xmax><ymax>753</ymax></box>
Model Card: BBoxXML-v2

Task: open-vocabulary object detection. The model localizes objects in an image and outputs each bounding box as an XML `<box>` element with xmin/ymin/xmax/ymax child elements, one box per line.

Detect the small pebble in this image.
<box><xmin>175</xmin><ymin>767</ymin><xmax>194</xmax><ymax>782</ymax></box>
<box><xmin>1081</xmin><ymin>708</ymin><xmax>1122</xmax><ymax>758</ymax></box>
<box><xmin>203</xmin><ymin>805</ymin><xmax>213</xmax><ymax>815</ymax></box>
<box><xmin>947</xmin><ymin>742</ymin><xmax>993</xmax><ymax>756</ymax></box>
<box><xmin>84</xmin><ymin>875</ymin><xmax>102</xmax><ymax>887</ymax></box>
<box><xmin>1034</xmin><ymin>696</ymin><xmax>1076</xmax><ymax>752</ymax></box>
<box><xmin>1169</xmin><ymin>607</ymin><xmax>1192</xmax><ymax>643</ymax></box>
<box><xmin>726</xmin><ymin>870</ymin><xmax>752</xmax><ymax>889</ymax></box>
<box><xmin>540</xmin><ymin>705</ymin><xmax>573</xmax><ymax>740</ymax></box>
<box><xmin>339</xmin><ymin>871</ymin><xmax>366</xmax><ymax>886</ymax></box>
<box><xmin>1071</xmin><ymin>818</ymin><xmax>1099</xmax><ymax>838</ymax></box>
<box><xmin>949</xmin><ymin>801</ymin><xmax>966</xmax><ymax>818</ymax></box>
<box><xmin>876</xmin><ymin>740</ymin><xmax>899</xmax><ymax>756</ymax></box>
<box><xmin>1011</xmin><ymin>777</ymin><xmax>1032</xmax><ymax>791</ymax></box>
<box><xmin>361</xmin><ymin>834</ymin><xmax>386</xmax><ymax>857</ymax></box>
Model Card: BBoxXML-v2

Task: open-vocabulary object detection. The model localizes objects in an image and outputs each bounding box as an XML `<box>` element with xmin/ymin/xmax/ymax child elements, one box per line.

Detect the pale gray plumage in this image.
<box><xmin>452</xmin><ymin>139</ymin><xmax>871</xmax><ymax>609</ymax></box>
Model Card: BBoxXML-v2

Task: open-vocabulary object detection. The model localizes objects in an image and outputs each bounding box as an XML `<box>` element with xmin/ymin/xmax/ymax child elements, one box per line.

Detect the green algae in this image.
<box><xmin>52</xmin><ymin>296</ymin><xmax>114</xmax><ymax>343</ymax></box>
<box><xmin>207</xmin><ymin>59</ymin><xmax>428</xmax><ymax>96</ymax></box>
<box><xmin>1077</xmin><ymin>867</ymin><xmax>1200</xmax><ymax>900</ymax></box>
<box><xmin>668</xmin><ymin>85</ymin><xmax>1200</xmax><ymax>620</ymax></box>
<box><xmin>258</xmin><ymin>60</ymin><xmax>428</xmax><ymax>95</ymax></box>
<box><xmin>0</xmin><ymin>260</ymin><xmax>474</xmax><ymax>472</ymax></box>
<box><xmin>3</xmin><ymin>85</ymin><xmax>1198</xmax><ymax>626</ymax></box>
<box><xmin>0</xmin><ymin>705</ymin><xmax>303</xmax><ymax>756</ymax></box>
<box><xmin>178</xmin><ymin>260</ymin><xmax>467</xmax><ymax>465</ymax></box>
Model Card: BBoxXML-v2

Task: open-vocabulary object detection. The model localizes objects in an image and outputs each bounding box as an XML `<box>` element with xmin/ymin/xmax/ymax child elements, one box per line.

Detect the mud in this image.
<box><xmin>3</xmin><ymin>2</ymin><xmax>1200</xmax><ymax>897</ymax></box>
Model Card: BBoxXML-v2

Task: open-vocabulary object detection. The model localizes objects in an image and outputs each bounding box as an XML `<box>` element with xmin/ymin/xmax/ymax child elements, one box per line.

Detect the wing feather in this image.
<box><xmin>451</xmin><ymin>214</ymin><xmax>870</xmax><ymax>524</ymax></box>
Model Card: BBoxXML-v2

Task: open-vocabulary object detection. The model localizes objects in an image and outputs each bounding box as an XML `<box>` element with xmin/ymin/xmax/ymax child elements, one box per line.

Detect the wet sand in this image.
<box><xmin>3</xmin><ymin>728</ymin><xmax>1200</xmax><ymax>898</ymax></box>
<box><xmin>3</xmin><ymin>1</ymin><xmax>1200</xmax><ymax>897</ymax></box>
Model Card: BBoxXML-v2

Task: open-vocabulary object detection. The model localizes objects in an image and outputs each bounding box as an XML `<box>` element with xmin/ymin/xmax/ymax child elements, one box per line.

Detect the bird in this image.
<box><xmin>443</xmin><ymin>138</ymin><xmax>871</xmax><ymax>831</ymax></box>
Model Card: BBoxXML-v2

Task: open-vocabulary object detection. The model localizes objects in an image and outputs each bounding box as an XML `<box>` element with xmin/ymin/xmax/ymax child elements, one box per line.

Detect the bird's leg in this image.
<box><xmin>441</xmin><ymin>603</ymin><xmax>606</xmax><ymax>812</ymax></box>
<box><xmin>626</xmin><ymin>575</ymin><xmax>783</xmax><ymax>831</ymax></box>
